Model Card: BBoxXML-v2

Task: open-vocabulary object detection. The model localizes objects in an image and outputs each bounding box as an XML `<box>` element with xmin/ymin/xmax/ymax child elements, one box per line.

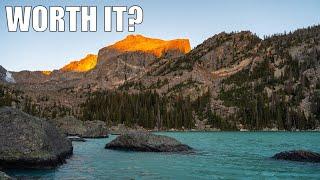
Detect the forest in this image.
<box><xmin>80</xmin><ymin>90</ymin><xmax>234</xmax><ymax>130</ymax></box>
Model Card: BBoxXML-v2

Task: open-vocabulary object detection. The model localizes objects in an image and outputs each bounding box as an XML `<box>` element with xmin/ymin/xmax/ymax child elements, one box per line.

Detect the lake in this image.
<box><xmin>6</xmin><ymin>132</ymin><xmax>320</xmax><ymax>179</ymax></box>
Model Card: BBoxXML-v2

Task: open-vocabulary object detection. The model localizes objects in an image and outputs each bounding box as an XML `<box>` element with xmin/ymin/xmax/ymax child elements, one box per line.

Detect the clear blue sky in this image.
<box><xmin>0</xmin><ymin>0</ymin><xmax>319</xmax><ymax>71</ymax></box>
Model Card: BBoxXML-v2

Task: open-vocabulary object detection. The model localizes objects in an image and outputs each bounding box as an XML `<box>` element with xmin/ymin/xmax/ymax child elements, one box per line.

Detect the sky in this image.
<box><xmin>0</xmin><ymin>0</ymin><xmax>319</xmax><ymax>71</ymax></box>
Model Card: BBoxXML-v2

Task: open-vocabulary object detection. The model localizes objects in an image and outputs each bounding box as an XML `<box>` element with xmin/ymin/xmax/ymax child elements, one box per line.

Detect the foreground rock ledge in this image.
<box><xmin>0</xmin><ymin>107</ymin><xmax>73</xmax><ymax>169</ymax></box>
<box><xmin>272</xmin><ymin>150</ymin><xmax>320</xmax><ymax>163</ymax></box>
<box><xmin>0</xmin><ymin>171</ymin><xmax>13</xmax><ymax>180</ymax></box>
<box><xmin>105</xmin><ymin>132</ymin><xmax>193</xmax><ymax>152</ymax></box>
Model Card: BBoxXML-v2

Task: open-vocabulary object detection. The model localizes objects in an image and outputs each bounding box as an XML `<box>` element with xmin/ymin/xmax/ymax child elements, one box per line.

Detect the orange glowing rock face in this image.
<box><xmin>42</xmin><ymin>71</ymin><xmax>52</xmax><ymax>76</ymax></box>
<box><xmin>109</xmin><ymin>35</ymin><xmax>191</xmax><ymax>57</ymax></box>
<box><xmin>61</xmin><ymin>54</ymin><xmax>98</xmax><ymax>72</ymax></box>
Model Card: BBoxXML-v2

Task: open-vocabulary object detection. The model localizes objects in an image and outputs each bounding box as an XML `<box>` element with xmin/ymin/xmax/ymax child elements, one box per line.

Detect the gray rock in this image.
<box><xmin>272</xmin><ymin>150</ymin><xmax>320</xmax><ymax>163</ymax></box>
<box><xmin>50</xmin><ymin>116</ymin><xmax>87</xmax><ymax>136</ymax></box>
<box><xmin>0</xmin><ymin>107</ymin><xmax>73</xmax><ymax>169</ymax></box>
<box><xmin>0</xmin><ymin>171</ymin><xmax>13</xmax><ymax>180</ymax></box>
<box><xmin>82</xmin><ymin>121</ymin><xmax>109</xmax><ymax>138</ymax></box>
<box><xmin>0</xmin><ymin>65</ymin><xmax>7</xmax><ymax>83</ymax></box>
<box><xmin>105</xmin><ymin>132</ymin><xmax>193</xmax><ymax>152</ymax></box>
<box><xmin>50</xmin><ymin>116</ymin><xmax>108</xmax><ymax>138</ymax></box>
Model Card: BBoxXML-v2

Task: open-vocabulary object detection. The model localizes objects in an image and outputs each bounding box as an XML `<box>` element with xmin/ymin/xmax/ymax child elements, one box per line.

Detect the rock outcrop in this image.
<box><xmin>50</xmin><ymin>116</ymin><xmax>108</xmax><ymax>138</ymax></box>
<box><xmin>0</xmin><ymin>107</ymin><xmax>73</xmax><ymax>169</ymax></box>
<box><xmin>105</xmin><ymin>132</ymin><xmax>193</xmax><ymax>152</ymax></box>
<box><xmin>0</xmin><ymin>65</ymin><xmax>6</xmax><ymax>82</ymax></box>
<box><xmin>272</xmin><ymin>150</ymin><xmax>320</xmax><ymax>163</ymax></box>
<box><xmin>0</xmin><ymin>66</ymin><xmax>15</xmax><ymax>83</ymax></box>
<box><xmin>0</xmin><ymin>171</ymin><xmax>13</xmax><ymax>180</ymax></box>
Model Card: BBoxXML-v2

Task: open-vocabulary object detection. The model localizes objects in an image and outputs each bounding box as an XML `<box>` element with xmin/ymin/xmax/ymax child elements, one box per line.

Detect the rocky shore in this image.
<box><xmin>0</xmin><ymin>107</ymin><xmax>73</xmax><ymax>169</ymax></box>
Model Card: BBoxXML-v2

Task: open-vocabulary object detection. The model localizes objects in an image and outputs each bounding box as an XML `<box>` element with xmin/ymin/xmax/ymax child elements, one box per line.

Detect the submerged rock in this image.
<box><xmin>272</xmin><ymin>150</ymin><xmax>320</xmax><ymax>163</ymax></box>
<box><xmin>0</xmin><ymin>107</ymin><xmax>73</xmax><ymax>169</ymax></box>
<box><xmin>105</xmin><ymin>132</ymin><xmax>193</xmax><ymax>152</ymax></box>
<box><xmin>50</xmin><ymin>116</ymin><xmax>108</xmax><ymax>138</ymax></box>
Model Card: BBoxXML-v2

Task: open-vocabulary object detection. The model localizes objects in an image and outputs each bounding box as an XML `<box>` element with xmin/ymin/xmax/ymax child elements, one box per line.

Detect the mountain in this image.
<box><xmin>92</xmin><ymin>26</ymin><xmax>320</xmax><ymax>130</ymax></box>
<box><xmin>1</xmin><ymin>26</ymin><xmax>320</xmax><ymax>131</ymax></box>
<box><xmin>2</xmin><ymin>35</ymin><xmax>192</xmax><ymax>119</ymax></box>
<box><xmin>61</xmin><ymin>54</ymin><xmax>98</xmax><ymax>72</ymax></box>
<box><xmin>107</xmin><ymin>34</ymin><xmax>191</xmax><ymax>57</ymax></box>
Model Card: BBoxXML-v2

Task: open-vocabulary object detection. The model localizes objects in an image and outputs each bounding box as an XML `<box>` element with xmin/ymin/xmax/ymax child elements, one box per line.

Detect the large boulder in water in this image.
<box><xmin>105</xmin><ymin>132</ymin><xmax>193</xmax><ymax>152</ymax></box>
<box><xmin>50</xmin><ymin>116</ymin><xmax>86</xmax><ymax>136</ymax></box>
<box><xmin>0</xmin><ymin>107</ymin><xmax>73</xmax><ymax>169</ymax></box>
<box><xmin>50</xmin><ymin>116</ymin><xmax>108</xmax><ymax>138</ymax></box>
<box><xmin>272</xmin><ymin>150</ymin><xmax>320</xmax><ymax>163</ymax></box>
<box><xmin>82</xmin><ymin>120</ymin><xmax>109</xmax><ymax>138</ymax></box>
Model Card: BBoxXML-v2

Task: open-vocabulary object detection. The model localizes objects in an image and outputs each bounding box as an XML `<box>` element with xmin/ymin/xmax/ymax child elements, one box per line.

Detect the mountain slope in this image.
<box><xmin>2</xmin><ymin>27</ymin><xmax>320</xmax><ymax>130</ymax></box>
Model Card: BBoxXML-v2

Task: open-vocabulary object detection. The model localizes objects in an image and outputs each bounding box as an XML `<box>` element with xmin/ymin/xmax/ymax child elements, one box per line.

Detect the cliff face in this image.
<box><xmin>61</xmin><ymin>54</ymin><xmax>98</xmax><ymax>72</ymax></box>
<box><xmin>0</xmin><ymin>66</ymin><xmax>6</xmax><ymax>82</ymax></box>
<box><xmin>107</xmin><ymin>35</ymin><xmax>191</xmax><ymax>57</ymax></box>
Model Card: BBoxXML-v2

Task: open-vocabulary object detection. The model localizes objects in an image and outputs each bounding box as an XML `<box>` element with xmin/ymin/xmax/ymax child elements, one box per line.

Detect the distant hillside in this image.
<box><xmin>1</xmin><ymin>26</ymin><xmax>320</xmax><ymax>131</ymax></box>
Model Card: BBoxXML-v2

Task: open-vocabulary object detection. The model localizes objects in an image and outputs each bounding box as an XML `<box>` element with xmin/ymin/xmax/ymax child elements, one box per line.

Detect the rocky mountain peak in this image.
<box><xmin>108</xmin><ymin>34</ymin><xmax>191</xmax><ymax>57</ymax></box>
<box><xmin>60</xmin><ymin>54</ymin><xmax>98</xmax><ymax>72</ymax></box>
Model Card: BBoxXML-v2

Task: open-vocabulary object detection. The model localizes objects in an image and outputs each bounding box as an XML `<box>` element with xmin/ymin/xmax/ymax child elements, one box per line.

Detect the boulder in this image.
<box><xmin>82</xmin><ymin>120</ymin><xmax>109</xmax><ymax>138</ymax></box>
<box><xmin>105</xmin><ymin>132</ymin><xmax>193</xmax><ymax>152</ymax></box>
<box><xmin>0</xmin><ymin>171</ymin><xmax>13</xmax><ymax>180</ymax></box>
<box><xmin>50</xmin><ymin>116</ymin><xmax>108</xmax><ymax>138</ymax></box>
<box><xmin>272</xmin><ymin>150</ymin><xmax>320</xmax><ymax>163</ymax></box>
<box><xmin>0</xmin><ymin>107</ymin><xmax>73</xmax><ymax>169</ymax></box>
<box><xmin>50</xmin><ymin>116</ymin><xmax>87</xmax><ymax>136</ymax></box>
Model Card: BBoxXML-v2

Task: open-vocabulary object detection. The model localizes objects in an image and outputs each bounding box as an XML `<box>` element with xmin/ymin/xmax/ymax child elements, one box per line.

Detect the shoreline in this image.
<box><xmin>108</xmin><ymin>129</ymin><xmax>320</xmax><ymax>135</ymax></box>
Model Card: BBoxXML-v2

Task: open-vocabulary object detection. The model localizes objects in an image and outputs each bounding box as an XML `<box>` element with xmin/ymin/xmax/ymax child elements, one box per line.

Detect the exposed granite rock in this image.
<box><xmin>0</xmin><ymin>65</ymin><xmax>6</xmax><ymax>82</ymax></box>
<box><xmin>50</xmin><ymin>116</ymin><xmax>108</xmax><ymax>138</ymax></box>
<box><xmin>82</xmin><ymin>120</ymin><xmax>109</xmax><ymax>138</ymax></box>
<box><xmin>272</xmin><ymin>150</ymin><xmax>320</xmax><ymax>163</ymax></box>
<box><xmin>0</xmin><ymin>107</ymin><xmax>73</xmax><ymax>169</ymax></box>
<box><xmin>105</xmin><ymin>132</ymin><xmax>193</xmax><ymax>152</ymax></box>
<box><xmin>50</xmin><ymin>116</ymin><xmax>87</xmax><ymax>136</ymax></box>
<box><xmin>0</xmin><ymin>171</ymin><xmax>13</xmax><ymax>180</ymax></box>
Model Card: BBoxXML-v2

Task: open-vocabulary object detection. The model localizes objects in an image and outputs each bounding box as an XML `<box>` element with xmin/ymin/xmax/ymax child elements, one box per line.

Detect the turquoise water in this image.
<box><xmin>6</xmin><ymin>132</ymin><xmax>320</xmax><ymax>179</ymax></box>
